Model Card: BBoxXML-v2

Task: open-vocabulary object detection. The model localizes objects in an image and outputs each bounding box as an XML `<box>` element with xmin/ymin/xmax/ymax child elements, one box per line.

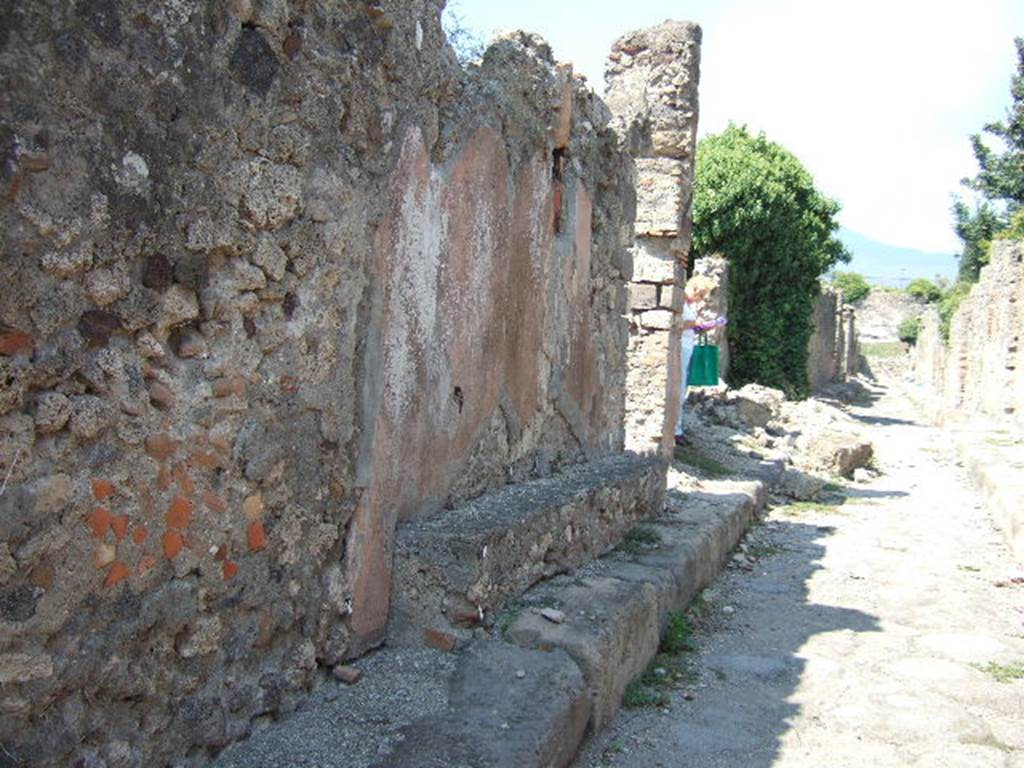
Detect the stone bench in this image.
<box><xmin>389</xmin><ymin>452</ymin><xmax>665</xmax><ymax>645</ymax></box>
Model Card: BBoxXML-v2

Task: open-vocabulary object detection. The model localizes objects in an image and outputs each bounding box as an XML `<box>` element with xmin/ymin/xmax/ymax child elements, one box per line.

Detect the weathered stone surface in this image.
<box><xmin>634</xmin><ymin>158</ymin><xmax>688</xmax><ymax>236</ymax></box>
<box><xmin>913</xmin><ymin>240</ymin><xmax>1024</xmax><ymax>425</ymax></box>
<box><xmin>728</xmin><ymin>384</ymin><xmax>786</xmax><ymax>429</ymax></box>
<box><xmin>0</xmin><ymin>5</ymin><xmax>695</xmax><ymax>766</ymax></box>
<box><xmin>628</xmin><ymin>283</ymin><xmax>659</xmax><ymax>310</ymax></box>
<box><xmin>390</xmin><ymin>453</ymin><xmax>665</xmax><ymax>644</ymax></box>
<box><xmin>776</xmin><ymin>468</ymin><xmax>827</xmax><ymax>501</ymax></box>
<box><xmin>630</xmin><ymin>236</ymin><xmax>681</xmax><ymax>284</ymax></box>
<box><xmin>795</xmin><ymin>432</ymin><xmax>874</xmax><ymax>478</ymax></box>
<box><xmin>377</xmin><ymin>641</ymin><xmax>590</xmax><ymax>768</ymax></box>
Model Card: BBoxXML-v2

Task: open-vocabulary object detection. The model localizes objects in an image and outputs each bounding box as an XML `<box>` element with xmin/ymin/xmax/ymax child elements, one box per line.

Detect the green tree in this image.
<box><xmin>898</xmin><ymin>316</ymin><xmax>921</xmax><ymax>345</ymax></box>
<box><xmin>832</xmin><ymin>271</ymin><xmax>871</xmax><ymax>303</ymax></box>
<box><xmin>952</xmin><ymin>199</ymin><xmax>1002</xmax><ymax>282</ymax></box>
<box><xmin>905</xmin><ymin>278</ymin><xmax>942</xmax><ymax>303</ymax></box>
<box><xmin>954</xmin><ymin>37</ymin><xmax>1024</xmax><ymax>281</ymax></box>
<box><xmin>692</xmin><ymin>125</ymin><xmax>849</xmax><ymax>397</ymax></box>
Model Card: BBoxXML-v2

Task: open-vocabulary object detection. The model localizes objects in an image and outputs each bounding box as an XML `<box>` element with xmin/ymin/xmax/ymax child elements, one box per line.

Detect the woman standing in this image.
<box><xmin>675</xmin><ymin>275</ymin><xmax>715</xmax><ymax>446</ymax></box>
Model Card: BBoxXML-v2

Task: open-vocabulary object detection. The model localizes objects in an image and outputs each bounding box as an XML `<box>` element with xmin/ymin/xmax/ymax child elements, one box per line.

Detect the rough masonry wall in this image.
<box><xmin>0</xmin><ymin>3</ymin><xmax>634</xmax><ymax>766</ymax></box>
<box><xmin>807</xmin><ymin>287</ymin><xmax>842</xmax><ymax>391</ymax></box>
<box><xmin>912</xmin><ymin>240</ymin><xmax>1024</xmax><ymax>422</ymax></box>
<box><xmin>605</xmin><ymin>21</ymin><xmax>702</xmax><ymax>457</ymax></box>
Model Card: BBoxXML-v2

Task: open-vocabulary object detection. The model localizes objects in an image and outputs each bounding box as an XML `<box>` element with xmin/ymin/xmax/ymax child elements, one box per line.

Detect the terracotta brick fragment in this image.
<box><xmin>132</xmin><ymin>525</ymin><xmax>148</xmax><ymax>545</ymax></box>
<box><xmin>211</xmin><ymin>377</ymin><xmax>247</xmax><ymax>398</ymax></box>
<box><xmin>282</xmin><ymin>33</ymin><xmax>302</xmax><ymax>57</ymax></box>
<box><xmin>201</xmin><ymin>490</ymin><xmax>227</xmax><ymax>513</ymax></box>
<box><xmin>222</xmin><ymin>561</ymin><xmax>239</xmax><ymax>580</ymax></box>
<box><xmin>423</xmin><ymin>628</ymin><xmax>457</xmax><ymax>652</ymax></box>
<box><xmin>0</xmin><ymin>328</ymin><xmax>34</xmax><ymax>356</ymax></box>
<box><xmin>189</xmin><ymin>451</ymin><xmax>221</xmax><ymax>469</ymax></box>
<box><xmin>87</xmin><ymin>507</ymin><xmax>112</xmax><ymax>538</ymax></box>
<box><xmin>242</xmin><ymin>494</ymin><xmax>263</xmax><ymax>521</ymax></box>
<box><xmin>166</xmin><ymin>496</ymin><xmax>193</xmax><ymax>530</ymax></box>
<box><xmin>30</xmin><ymin>563</ymin><xmax>54</xmax><ymax>589</ymax></box>
<box><xmin>247</xmin><ymin>521</ymin><xmax>266</xmax><ymax>552</ymax></box>
<box><xmin>163</xmin><ymin>530</ymin><xmax>184</xmax><ymax>559</ymax></box>
<box><xmin>145</xmin><ymin>433</ymin><xmax>177</xmax><ymax>461</ymax></box>
<box><xmin>105</xmin><ymin>561</ymin><xmax>130</xmax><ymax>587</ymax></box>
<box><xmin>91</xmin><ymin>478</ymin><xmax>114</xmax><ymax>501</ymax></box>
<box><xmin>110</xmin><ymin>515</ymin><xmax>129</xmax><ymax>541</ymax></box>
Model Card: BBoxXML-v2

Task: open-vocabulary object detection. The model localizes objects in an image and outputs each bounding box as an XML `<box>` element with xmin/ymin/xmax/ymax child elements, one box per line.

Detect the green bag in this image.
<box><xmin>688</xmin><ymin>334</ymin><xmax>720</xmax><ymax>386</ymax></box>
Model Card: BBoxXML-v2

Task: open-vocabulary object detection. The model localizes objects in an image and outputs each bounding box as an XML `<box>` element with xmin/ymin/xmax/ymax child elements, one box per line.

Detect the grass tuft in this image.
<box><xmin>974</xmin><ymin>661</ymin><xmax>1024</xmax><ymax>683</ymax></box>
<box><xmin>622</xmin><ymin>678</ymin><xmax>671</xmax><ymax>708</ymax></box>
<box><xmin>660</xmin><ymin>611</ymin><xmax>696</xmax><ymax>655</ymax></box>
<box><xmin>861</xmin><ymin>342</ymin><xmax>906</xmax><ymax>358</ymax></box>
<box><xmin>617</xmin><ymin>526</ymin><xmax>662</xmax><ymax>555</ymax></box>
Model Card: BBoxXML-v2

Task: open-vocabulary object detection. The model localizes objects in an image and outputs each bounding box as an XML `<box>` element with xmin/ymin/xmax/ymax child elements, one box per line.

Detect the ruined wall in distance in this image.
<box><xmin>912</xmin><ymin>240</ymin><xmax>1024</xmax><ymax>422</ymax></box>
<box><xmin>807</xmin><ymin>287</ymin><xmax>842</xmax><ymax>391</ymax></box>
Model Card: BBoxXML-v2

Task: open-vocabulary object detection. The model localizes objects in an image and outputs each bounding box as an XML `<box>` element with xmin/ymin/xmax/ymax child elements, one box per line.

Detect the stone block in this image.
<box><xmin>631</xmin><ymin>236</ymin><xmax>683</xmax><ymax>284</ymax></box>
<box><xmin>506</xmin><ymin>575</ymin><xmax>660</xmax><ymax>732</ymax></box>
<box><xmin>634</xmin><ymin>158</ymin><xmax>686</xmax><ymax>236</ymax></box>
<box><xmin>627</xmin><ymin>283</ymin><xmax>658</xmax><ymax>310</ymax></box>
<box><xmin>638</xmin><ymin>309</ymin><xmax>673</xmax><ymax>330</ymax></box>
<box><xmin>390</xmin><ymin>453</ymin><xmax>665</xmax><ymax>645</ymax></box>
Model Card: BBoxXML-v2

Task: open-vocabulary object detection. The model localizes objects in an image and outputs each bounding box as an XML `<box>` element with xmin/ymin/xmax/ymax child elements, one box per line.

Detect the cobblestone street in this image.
<box><xmin>576</xmin><ymin>375</ymin><xmax>1024</xmax><ymax>767</ymax></box>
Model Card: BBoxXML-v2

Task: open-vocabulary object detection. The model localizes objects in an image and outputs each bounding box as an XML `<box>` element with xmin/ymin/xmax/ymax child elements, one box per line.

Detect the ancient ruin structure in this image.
<box><xmin>807</xmin><ymin>287</ymin><xmax>859</xmax><ymax>390</ymax></box>
<box><xmin>0</xmin><ymin>3</ymin><xmax>701</xmax><ymax>765</ymax></box>
<box><xmin>913</xmin><ymin>240</ymin><xmax>1024</xmax><ymax>423</ymax></box>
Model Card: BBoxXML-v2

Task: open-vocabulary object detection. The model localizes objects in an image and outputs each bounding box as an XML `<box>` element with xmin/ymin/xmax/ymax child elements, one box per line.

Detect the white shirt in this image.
<box><xmin>681</xmin><ymin>300</ymin><xmax>698</xmax><ymax>350</ymax></box>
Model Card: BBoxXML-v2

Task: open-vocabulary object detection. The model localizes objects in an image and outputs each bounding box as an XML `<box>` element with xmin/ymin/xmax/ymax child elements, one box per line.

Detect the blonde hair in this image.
<box><xmin>684</xmin><ymin>275</ymin><xmax>715</xmax><ymax>296</ymax></box>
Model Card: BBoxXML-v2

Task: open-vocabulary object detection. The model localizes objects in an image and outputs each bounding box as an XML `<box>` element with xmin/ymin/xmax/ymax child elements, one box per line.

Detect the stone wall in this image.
<box><xmin>912</xmin><ymin>240</ymin><xmax>1024</xmax><ymax>422</ymax></box>
<box><xmin>0</xmin><ymin>3</ymin><xmax>640</xmax><ymax>766</ymax></box>
<box><xmin>605</xmin><ymin>21</ymin><xmax>702</xmax><ymax>457</ymax></box>
<box><xmin>855</xmin><ymin>289</ymin><xmax>923</xmax><ymax>343</ymax></box>
<box><xmin>807</xmin><ymin>287</ymin><xmax>842</xmax><ymax>390</ymax></box>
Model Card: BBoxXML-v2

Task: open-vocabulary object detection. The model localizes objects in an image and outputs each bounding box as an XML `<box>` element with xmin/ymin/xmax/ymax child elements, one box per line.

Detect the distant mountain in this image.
<box><xmin>837</xmin><ymin>227</ymin><xmax>959</xmax><ymax>287</ymax></box>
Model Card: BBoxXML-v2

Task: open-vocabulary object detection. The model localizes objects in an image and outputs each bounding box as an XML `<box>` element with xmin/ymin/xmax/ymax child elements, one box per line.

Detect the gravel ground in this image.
<box><xmin>574</xmin><ymin>375</ymin><xmax>1024</xmax><ymax>768</ymax></box>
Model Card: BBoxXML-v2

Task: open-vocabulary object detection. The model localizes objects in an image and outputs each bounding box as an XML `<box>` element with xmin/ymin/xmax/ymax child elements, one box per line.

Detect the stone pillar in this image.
<box><xmin>606</xmin><ymin>21</ymin><xmax>701</xmax><ymax>457</ymax></box>
<box><xmin>844</xmin><ymin>307</ymin><xmax>859</xmax><ymax>377</ymax></box>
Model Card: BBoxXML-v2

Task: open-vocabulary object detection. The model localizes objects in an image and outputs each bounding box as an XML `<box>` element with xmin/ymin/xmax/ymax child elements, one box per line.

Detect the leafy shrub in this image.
<box><xmin>995</xmin><ymin>207</ymin><xmax>1024</xmax><ymax>242</ymax></box>
<box><xmin>692</xmin><ymin>126</ymin><xmax>848</xmax><ymax>398</ymax></box>
<box><xmin>897</xmin><ymin>316</ymin><xmax>921</xmax><ymax>345</ymax></box>
<box><xmin>832</xmin><ymin>271</ymin><xmax>871</xmax><ymax>303</ymax></box>
<box><xmin>905</xmin><ymin>278</ymin><xmax>942</xmax><ymax>303</ymax></box>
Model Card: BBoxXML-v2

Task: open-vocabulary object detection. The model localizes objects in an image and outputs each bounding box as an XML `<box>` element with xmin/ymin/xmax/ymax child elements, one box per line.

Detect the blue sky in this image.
<box><xmin>448</xmin><ymin>0</ymin><xmax>1024</xmax><ymax>255</ymax></box>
